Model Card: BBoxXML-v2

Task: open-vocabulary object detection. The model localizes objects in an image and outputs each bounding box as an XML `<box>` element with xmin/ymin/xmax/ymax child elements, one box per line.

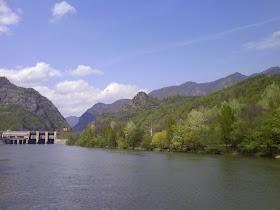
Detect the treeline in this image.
<box><xmin>0</xmin><ymin>102</ymin><xmax>42</xmax><ymax>130</ymax></box>
<box><xmin>67</xmin><ymin>75</ymin><xmax>280</xmax><ymax>157</ymax></box>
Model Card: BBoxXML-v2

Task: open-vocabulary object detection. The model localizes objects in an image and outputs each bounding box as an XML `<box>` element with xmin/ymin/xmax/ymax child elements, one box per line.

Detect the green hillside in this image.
<box><xmin>0</xmin><ymin>77</ymin><xmax>70</xmax><ymax>131</ymax></box>
<box><xmin>96</xmin><ymin>95</ymin><xmax>199</xmax><ymax>131</ymax></box>
<box><xmin>0</xmin><ymin>102</ymin><xmax>41</xmax><ymax>130</ymax></box>
<box><xmin>70</xmin><ymin>75</ymin><xmax>280</xmax><ymax>157</ymax></box>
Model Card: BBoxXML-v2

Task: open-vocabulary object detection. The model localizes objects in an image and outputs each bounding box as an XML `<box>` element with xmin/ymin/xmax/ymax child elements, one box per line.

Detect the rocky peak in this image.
<box><xmin>131</xmin><ymin>92</ymin><xmax>149</xmax><ymax>107</ymax></box>
<box><xmin>0</xmin><ymin>77</ymin><xmax>16</xmax><ymax>88</ymax></box>
<box><xmin>121</xmin><ymin>92</ymin><xmax>149</xmax><ymax>111</ymax></box>
<box><xmin>0</xmin><ymin>77</ymin><xmax>9</xmax><ymax>83</ymax></box>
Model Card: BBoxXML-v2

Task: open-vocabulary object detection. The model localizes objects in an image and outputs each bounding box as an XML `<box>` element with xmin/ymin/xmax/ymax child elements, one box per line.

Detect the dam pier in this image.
<box><xmin>1</xmin><ymin>131</ymin><xmax>67</xmax><ymax>145</ymax></box>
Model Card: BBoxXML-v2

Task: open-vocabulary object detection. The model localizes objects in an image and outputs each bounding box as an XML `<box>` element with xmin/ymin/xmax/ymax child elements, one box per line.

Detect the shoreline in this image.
<box><xmin>70</xmin><ymin>144</ymin><xmax>280</xmax><ymax>159</ymax></box>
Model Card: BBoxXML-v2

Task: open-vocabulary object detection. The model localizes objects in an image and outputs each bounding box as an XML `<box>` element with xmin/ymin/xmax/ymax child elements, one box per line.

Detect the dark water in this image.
<box><xmin>0</xmin><ymin>145</ymin><xmax>280</xmax><ymax>209</ymax></box>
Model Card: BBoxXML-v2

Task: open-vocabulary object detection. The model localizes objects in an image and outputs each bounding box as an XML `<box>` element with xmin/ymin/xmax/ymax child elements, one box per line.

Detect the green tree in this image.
<box><xmin>171</xmin><ymin>119</ymin><xmax>188</xmax><ymax>151</ymax></box>
<box><xmin>166</xmin><ymin>115</ymin><xmax>176</xmax><ymax>146</ymax></box>
<box><xmin>117</xmin><ymin>137</ymin><xmax>127</xmax><ymax>149</ymax></box>
<box><xmin>109</xmin><ymin>128</ymin><xmax>117</xmax><ymax>147</ymax></box>
<box><xmin>204</xmin><ymin>124</ymin><xmax>222</xmax><ymax>154</ymax></box>
<box><xmin>187</xmin><ymin>109</ymin><xmax>209</xmax><ymax>150</ymax></box>
<box><xmin>125</xmin><ymin>121</ymin><xmax>137</xmax><ymax>148</ymax></box>
<box><xmin>258</xmin><ymin>82</ymin><xmax>280</xmax><ymax>110</ymax></box>
<box><xmin>254</xmin><ymin>108</ymin><xmax>280</xmax><ymax>156</ymax></box>
<box><xmin>66</xmin><ymin>135</ymin><xmax>75</xmax><ymax>146</ymax></box>
<box><xmin>152</xmin><ymin>131</ymin><xmax>168</xmax><ymax>149</ymax></box>
<box><xmin>218</xmin><ymin>102</ymin><xmax>235</xmax><ymax>151</ymax></box>
<box><xmin>141</xmin><ymin>132</ymin><xmax>152</xmax><ymax>150</ymax></box>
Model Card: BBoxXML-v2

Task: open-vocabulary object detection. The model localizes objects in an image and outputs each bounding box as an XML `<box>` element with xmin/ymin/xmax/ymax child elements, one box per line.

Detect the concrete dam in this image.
<box><xmin>1</xmin><ymin>131</ymin><xmax>67</xmax><ymax>145</ymax></box>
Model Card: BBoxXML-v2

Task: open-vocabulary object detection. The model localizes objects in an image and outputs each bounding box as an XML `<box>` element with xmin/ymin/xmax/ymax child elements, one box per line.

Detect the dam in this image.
<box><xmin>1</xmin><ymin>131</ymin><xmax>67</xmax><ymax>144</ymax></box>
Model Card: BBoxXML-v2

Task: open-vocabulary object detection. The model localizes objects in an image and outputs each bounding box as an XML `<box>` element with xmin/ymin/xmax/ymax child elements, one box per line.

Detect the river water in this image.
<box><xmin>0</xmin><ymin>145</ymin><xmax>279</xmax><ymax>209</ymax></box>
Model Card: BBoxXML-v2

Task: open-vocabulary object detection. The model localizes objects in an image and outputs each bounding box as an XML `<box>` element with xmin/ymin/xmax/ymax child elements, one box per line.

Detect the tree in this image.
<box><xmin>258</xmin><ymin>82</ymin><xmax>280</xmax><ymax>110</ymax></box>
<box><xmin>109</xmin><ymin>128</ymin><xmax>117</xmax><ymax>147</ymax></box>
<box><xmin>254</xmin><ymin>108</ymin><xmax>280</xmax><ymax>155</ymax></box>
<box><xmin>171</xmin><ymin>119</ymin><xmax>188</xmax><ymax>151</ymax></box>
<box><xmin>141</xmin><ymin>132</ymin><xmax>152</xmax><ymax>150</ymax></box>
<box><xmin>229</xmin><ymin>120</ymin><xmax>246</xmax><ymax>150</ymax></box>
<box><xmin>124</xmin><ymin>121</ymin><xmax>137</xmax><ymax>148</ymax></box>
<box><xmin>166</xmin><ymin>115</ymin><xmax>176</xmax><ymax>146</ymax></box>
<box><xmin>151</xmin><ymin>131</ymin><xmax>168</xmax><ymax>149</ymax></box>
<box><xmin>117</xmin><ymin>137</ymin><xmax>127</xmax><ymax>149</ymax></box>
<box><xmin>86</xmin><ymin>123</ymin><xmax>96</xmax><ymax>140</ymax></box>
<box><xmin>75</xmin><ymin>123</ymin><xmax>96</xmax><ymax>147</ymax></box>
<box><xmin>218</xmin><ymin>102</ymin><xmax>235</xmax><ymax>151</ymax></box>
<box><xmin>134</xmin><ymin>126</ymin><xmax>144</xmax><ymax>148</ymax></box>
<box><xmin>186</xmin><ymin>109</ymin><xmax>210</xmax><ymax>150</ymax></box>
<box><xmin>204</xmin><ymin>124</ymin><xmax>222</xmax><ymax>154</ymax></box>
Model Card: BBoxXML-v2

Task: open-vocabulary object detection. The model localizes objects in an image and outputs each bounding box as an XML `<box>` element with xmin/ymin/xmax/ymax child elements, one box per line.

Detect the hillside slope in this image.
<box><xmin>0</xmin><ymin>77</ymin><xmax>69</xmax><ymax>131</ymax></box>
<box><xmin>95</xmin><ymin>74</ymin><xmax>280</xmax><ymax>131</ymax></box>
<box><xmin>73</xmin><ymin>99</ymin><xmax>131</xmax><ymax>131</ymax></box>
<box><xmin>149</xmin><ymin>66</ymin><xmax>280</xmax><ymax>99</ymax></box>
<box><xmin>95</xmin><ymin>92</ymin><xmax>198</xmax><ymax>130</ymax></box>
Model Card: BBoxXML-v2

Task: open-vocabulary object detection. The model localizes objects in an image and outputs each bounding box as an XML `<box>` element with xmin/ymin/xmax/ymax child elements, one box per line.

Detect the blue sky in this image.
<box><xmin>0</xmin><ymin>0</ymin><xmax>280</xmax><ymax>117</ymax></box>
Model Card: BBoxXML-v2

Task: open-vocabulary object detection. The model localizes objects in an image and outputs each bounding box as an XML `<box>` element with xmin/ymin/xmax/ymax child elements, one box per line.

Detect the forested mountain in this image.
<box><xmin>95</xmin><ymin>92</ymin><xmax>198</xmax><ymax>130</ymax></box>
<box><xmin>0</xmin><ymin>77</ymin><xmax>69</xmax><ymax>131</ymax></box>
<box><xmin>70</xmin><ymin>74</ymin><xmax>280</xmax><ymax>157</ymax></box>
<box><xmin>73</xmin><ymin>99</ymin><xmax>131</xmax><ymax>131</ymax></box>
<box><xmin>149</xmin><ymin>66</ymin><xmax>280</xmax><ymax>99</ymax></box>
<box><xmin>72</xmin><ymin>66</ymin><xmax>280</xmax><ymax>132</ymax></box>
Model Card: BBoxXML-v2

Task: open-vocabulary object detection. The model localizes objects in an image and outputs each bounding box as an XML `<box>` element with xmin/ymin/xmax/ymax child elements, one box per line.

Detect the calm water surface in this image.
<box><xmin>0</xmin><ymin>145</ymin><xmax>280</xmax><ymax>209</ymax></box>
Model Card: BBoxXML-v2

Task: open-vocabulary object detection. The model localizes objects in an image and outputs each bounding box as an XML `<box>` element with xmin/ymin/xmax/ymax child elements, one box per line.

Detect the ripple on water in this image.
<box><xmin>0</xmin><ymin>145</ymin><xmax>280</xmax><ymax>209</ymax></box>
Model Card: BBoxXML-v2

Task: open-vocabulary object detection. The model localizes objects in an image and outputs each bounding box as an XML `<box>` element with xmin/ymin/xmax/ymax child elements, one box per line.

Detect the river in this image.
<box><xmin>0</xmin><ymin>145</ymin><xmax>279</xmax><ymax>209</ymax></box>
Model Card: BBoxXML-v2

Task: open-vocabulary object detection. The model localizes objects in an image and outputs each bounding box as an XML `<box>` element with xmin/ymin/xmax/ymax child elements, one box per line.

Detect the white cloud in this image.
<box><xmin>34</xmin><ymin>80</ymin><xmax>146</xmax><ymax>117</ymax></box>
<box><xmin>0</xmin><ymin>62</ymin><xmax>145</xmax><ymax>117</ymax></box>
<box><xmin>70</xmin><ymin>65</ymin><xmax>104</xmax><ymax>76</ymax></box>
<box><xmin>0</xmin><ymin>25</ymin><xmax>8</xmax><ymax>33</ymax></box>
<box><xmin>50</xmin><ymin>1</ymin><xmax>76</xmax><ymax>23</ymax></box>
<box><xmin>0</xmin><ymin>0</ymin><xmax>20</xmax><ymax>35</ymax></box>
<box><xmin>243</xmin><ymin>30</ymin><xmax>280</xmax><ymax>50</ymax></box>
<box><xmin>0</xmin><ymin>62</ymin><xmax>62</xmax><ymax>87</ymax></box>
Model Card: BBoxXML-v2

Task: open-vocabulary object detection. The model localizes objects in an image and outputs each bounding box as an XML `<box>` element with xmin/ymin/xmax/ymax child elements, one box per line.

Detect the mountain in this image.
<box><xmin>73</xmin><ymin>99</ymin><xmax>131</xmax><ymax>132</ymax></box>
<box><xmin>149</xmin><ymin>66</ymin><xmax>280</xmax><ymax>99</ymax></box>
<box><xmin>95</xmin><ymin>73</ymin><xmax>280</xmax><ymax>131</ymax></box>
<box><xmin>94</xmin><ymin>92</ymin><xmax>197</xmax><ymax>129</ymax></box>
<box><xmin>149</xmin><ymin>72</ymin><xmax>248</xmax><ymax>99</ymax></box>
<box><xmin>0</xmin><ymin>77</ymin><xmax>69</xmax><ymax>131</ymax></box>
<box><xmin>66</xmin><ymin>116</ymin><xmax>79</xmax><ymax>128</ymax></box>
<box><xmin>76</xmin><ymin>73</ymin><xmax>280</xmax><ymax>157</ymax></box>
<box><xmin>122</xmin><ymin>92</ymin><xmax>151</xmax><ymax>110</ymax></box>
<box><xmin>73</xmin><ymin>66</ymin><xmax>280</xmax><ymax>131</ymax></box>
<box><xmin>250</xmin><ymin>66</ymin><xmax>280</xmax><ymax>77</ymax></box>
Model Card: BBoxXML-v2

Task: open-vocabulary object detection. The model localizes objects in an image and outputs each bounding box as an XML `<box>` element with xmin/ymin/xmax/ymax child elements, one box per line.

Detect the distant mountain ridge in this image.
<box><xmin>66</xmin><ymin>116</ymin><xmax>79</xmax><ymax>127</ymax></box>
<box><xmin>149</xmin><ymin>66</ymin><xmax>280</xmax><ymax>99</ymax></box>
<box><xmin>0</xmin><ymin>77</ymin><xmax>69</xmax><ymax>131</ymax></box>
<box><xmin>73</xmin><ymin>99</ymin><xmax>131</xmax><ymax>131</ymax></box>
<box><xmin>72</xmin><ymin>66</ymin><xmax>280</xmax><ymax>131</ymax></box>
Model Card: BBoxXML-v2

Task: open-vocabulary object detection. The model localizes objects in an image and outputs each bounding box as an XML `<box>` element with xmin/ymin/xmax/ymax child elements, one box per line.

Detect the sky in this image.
<box><xmin>0</xmin><ymin>0</ymin><xmax>280</xmax><ymax>117</ymax></box>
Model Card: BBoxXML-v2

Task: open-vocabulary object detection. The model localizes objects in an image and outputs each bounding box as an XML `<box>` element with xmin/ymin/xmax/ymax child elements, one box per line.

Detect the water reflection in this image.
<box><xmin>0</xmin><ymin>145</ymin><xmax>279</xmax><ymax>209</ymax></box>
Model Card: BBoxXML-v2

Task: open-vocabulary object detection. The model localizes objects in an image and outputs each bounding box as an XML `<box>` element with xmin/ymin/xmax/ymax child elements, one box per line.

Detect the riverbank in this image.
<box><xmin>68</xmin><ymin>143</ymin><xmax>280</xmax><ymax>158</ymax></box>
